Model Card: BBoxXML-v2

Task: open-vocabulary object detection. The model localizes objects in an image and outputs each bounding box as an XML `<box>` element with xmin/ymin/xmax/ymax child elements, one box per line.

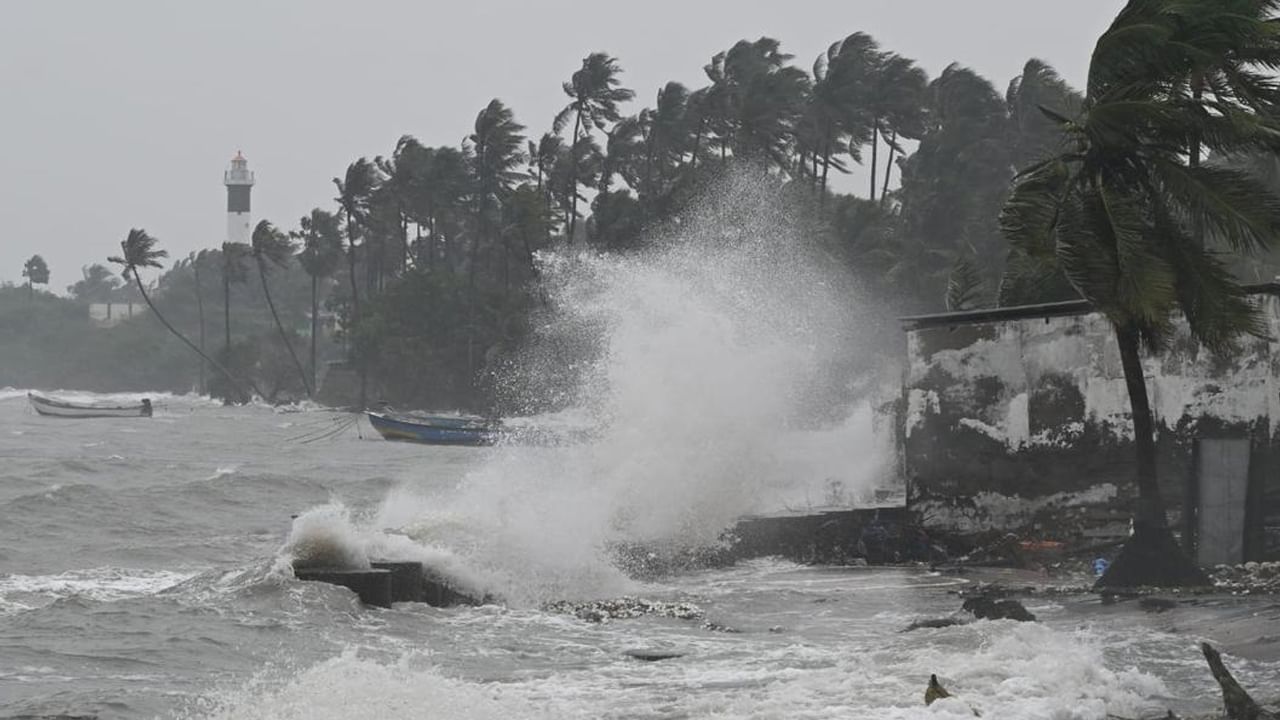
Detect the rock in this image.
<box><xmin>924</xmin><ymin>674</ymin><xmax>951</xmax><ymax>705</ymax></box>
<box><xmin>962</xmin><ymin>596</ymin><xmax>1036</xmax><ymax>622</ymax></box>
<box><xmin>701</xmin><ymin>620</ymin><xmax>740</xmax><ymax>633</ymax></box>
<box><xmin>902</xmin><ymin>617</ymin><xmax>966</xmax><ymax>632</ymax></box>
<box><xmin>924</xmin><ymin>674</ymin><xmax>981</xmax><ymax>716</ymax></box>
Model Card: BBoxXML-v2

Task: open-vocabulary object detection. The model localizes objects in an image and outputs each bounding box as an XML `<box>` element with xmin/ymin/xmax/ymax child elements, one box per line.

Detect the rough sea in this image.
<box><xmin>2</xmin><ymin>390</ymin><xmax>1279</xmax><ymax>719</ymax></box>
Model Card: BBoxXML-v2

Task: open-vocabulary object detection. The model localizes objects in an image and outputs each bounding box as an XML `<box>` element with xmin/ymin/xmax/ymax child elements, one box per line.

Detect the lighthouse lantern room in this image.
<box><xmin>224</xmin><ymin>151</ymin><xmax>254</xmax><ymax>245</ymax></box>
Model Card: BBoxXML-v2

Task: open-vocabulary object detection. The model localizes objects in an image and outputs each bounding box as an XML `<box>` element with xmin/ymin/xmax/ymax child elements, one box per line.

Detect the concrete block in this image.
<box><xmin>371</xmin><ymin>561</ymin><xmax>426</xmax><ymax>603</ymax></box>
<box><xmin>295</xmin><ymin>567</ymin><xmax>392</xmax><ymax>608</ymax></box>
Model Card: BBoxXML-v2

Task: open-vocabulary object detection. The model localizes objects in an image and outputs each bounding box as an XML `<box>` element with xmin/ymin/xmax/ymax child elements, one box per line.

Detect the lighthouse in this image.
<box><xmin>223</xmin><ymin>151</ymin><xmax>254</xmax><ymax>245</ymax></box>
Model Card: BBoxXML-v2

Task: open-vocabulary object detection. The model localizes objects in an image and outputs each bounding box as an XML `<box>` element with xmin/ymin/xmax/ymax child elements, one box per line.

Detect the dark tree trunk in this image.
<box><xmin>310</xmin><ymin>272</ymin><xmax>319</xmax><ymax>395</ymax></box>
<box><xmin>869</xmin><ymin>122</ymin><xmax>879</xmax><ymax>202</ymax></box>
<box><xmin>193</xmin><ymin>259</ymin><xmax>207</xmax><ymax>395</ymax></box>
<box><xmin>567</xmin><ymin>109</ymin><xmax>584</xmax><ymax>245</ymax></box>
<box><xmin>1116</xmin><ymin>323</ymin><xmax>1162</xmax><ymax>528</ymax></box>
<box><xmin>820</xmin><ymin>131</ymin><xmax>833</xmax><ymax>206</ymax></box>
<box><xmin>132</xmin><ymin>272</ymin><xmax>255</xmax><ymax>401</ymax></box>
<box><xmin>344</xmin><ymin>210</ymin><xmax>366</xmax><ymax>409</ymax></box>
<box><xmin>880</xmin><ymin>130</ymin><xmax>898</xmax><ymax>203</ymax></box>
<box><xmin>223</xmin><ymin>272</ymin><xmax>232</xmax><ymax>357</ymax></box>
<box><xmin>1096</xmin><ymin>323</ymin><xmax>1211</xmax><ymax>589</ymax></box>
<box><xmin>258</xmin><ymin>259</ymin><xmax>311</xmax><ymax>397</ymax></box>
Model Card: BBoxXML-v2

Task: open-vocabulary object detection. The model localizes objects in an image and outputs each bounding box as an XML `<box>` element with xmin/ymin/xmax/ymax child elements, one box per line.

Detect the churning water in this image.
<box><xmin>4</xmin><ymin>180</ymin><xmax>1279</xmax><ymax>718</ymax></box>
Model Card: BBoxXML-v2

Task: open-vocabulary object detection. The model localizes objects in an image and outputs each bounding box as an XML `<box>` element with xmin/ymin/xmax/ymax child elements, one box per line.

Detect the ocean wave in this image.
<box><xmin>0</xmin><ymin>567</ymin><xmax>197</xmax><ymax>614</ymax></box>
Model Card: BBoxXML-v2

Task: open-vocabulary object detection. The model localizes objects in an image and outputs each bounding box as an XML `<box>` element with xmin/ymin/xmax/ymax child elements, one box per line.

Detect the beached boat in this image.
<box><xmin>28</xmin><ymin>392</ymin><xmax>152</xmax><ymax>419</ymax></box>
<box><xmin>365</xmin><ymin>411</ymin><xmax>498</xmax><ymax>446</ymax></box>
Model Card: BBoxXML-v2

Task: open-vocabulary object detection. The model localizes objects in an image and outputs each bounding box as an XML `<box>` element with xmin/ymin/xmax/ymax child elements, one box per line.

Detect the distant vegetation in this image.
<box><xmin>9</xmin><ymin>0</ymin><xmax>1280</xmax><ymax>417</ymax></box>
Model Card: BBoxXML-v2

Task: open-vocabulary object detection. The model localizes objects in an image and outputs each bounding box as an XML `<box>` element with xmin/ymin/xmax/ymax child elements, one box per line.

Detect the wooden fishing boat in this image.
<box><xmin>28</xmin><ymin>392</ymin><xmax>152</xmax><ymax>419</ymax></box>
<box><xmin>365</xmin><ymin>411</ymin><xmax>498</xmax><ymax>447</ymax></box>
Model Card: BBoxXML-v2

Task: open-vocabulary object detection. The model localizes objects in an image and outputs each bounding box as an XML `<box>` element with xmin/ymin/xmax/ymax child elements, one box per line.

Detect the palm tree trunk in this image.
<box><xmin>567</xmin><ymin>109</ymin><xmax>584</xmax><ymax>244</ymax></box>
<box><xmin>344</xmin><ymin>210</ymin><xmax>366</xmax><ymax>409</ymax></box>
<box><xmin>132</xmin><ymin>272</ymin><xmax>256</xmax><ymax>401</ymax></box>
<box><xmin>880</xmin><ymin>130</ymin><xmax>898</xmax><ymax>203</ymax></box>
<box><xmin>1098</xmin><ymin>323</ymin><xmax>1212</xmax><ymax>589</ymax></box>
<box><xmin>258</xmin><ymin>260</ymin><xmax>312</xmax><ymax>397</ymax></box>
<box><xmin>193</xmin><ymin>259</ymin><xmax>207</xmax><ymax>395</ymax></box>
<box><xmin>1115</xmin><ymin>323</ymin><xmax>1164</xmax><ymax>529</ymax></box>
<box><xmin>869</xmin><ymin>122</ymin><xmax>879</xmax><ymax>202</ymax></box>
<box><xmin>310</xmin><ymin>272</ymin><xmax>319</xmax><ymax>394</ymax></box>
<box><xmin>223</xmin><ymin>272</ymin><xmax>231</xmax><ymax>357</ymax></box>
<box><xmin>820</xmin><ymin>131</ymin><xmax>834</xmax><ymax>206</ymax></box>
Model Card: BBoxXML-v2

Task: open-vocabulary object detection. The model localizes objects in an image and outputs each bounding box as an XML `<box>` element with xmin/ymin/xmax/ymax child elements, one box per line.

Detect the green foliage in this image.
<box><xmin>999</xmin><ymin>0</ymin><xmax>1280</xmax><ymax>353</ymax></box>
<box><xmin>22</xmin><ymin>255</ymin><xmax>50</xmax><ymax>287</ymax></box>
<box><xmin>67</xmin><ymin>263</ymin><xmax>122</xmax><ymax>303</ymax></box>
<box><xmin>945</xmin><ymin>258</ymin><xmax>987</xmax><ymax>311</ymax></box>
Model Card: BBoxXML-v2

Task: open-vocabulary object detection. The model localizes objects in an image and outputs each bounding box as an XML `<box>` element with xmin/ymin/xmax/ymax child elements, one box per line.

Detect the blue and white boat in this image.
<box><xmin>365</xmin><ymin>411</ymin><xmax>499</xmax><ymax>447</ymax></box>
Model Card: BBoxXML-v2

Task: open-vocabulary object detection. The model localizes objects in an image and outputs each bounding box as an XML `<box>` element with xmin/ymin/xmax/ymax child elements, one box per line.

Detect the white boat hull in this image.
<box><xmin>28</xmin><ymin>393</ymin><xmax>151</xmax><ymax>419</ymax></box>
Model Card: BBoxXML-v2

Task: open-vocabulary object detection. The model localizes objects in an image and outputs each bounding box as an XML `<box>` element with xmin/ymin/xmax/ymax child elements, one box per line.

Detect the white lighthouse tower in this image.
<box><xmin>223</xmin><ymin>151</ymin><xmax>254</xmax><ymax>245</ymax></box>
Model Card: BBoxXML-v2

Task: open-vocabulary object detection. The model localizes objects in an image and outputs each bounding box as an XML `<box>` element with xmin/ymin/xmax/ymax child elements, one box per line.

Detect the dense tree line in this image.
<box><xmin>18</xmin><ymin>7</ymin><xmax>1277</xmax><ymax>420</ymax></box>
<box><xmin>277</xmin><ymin>33</ymin><xmax>1092</xmax><ymax>410</ymax></box>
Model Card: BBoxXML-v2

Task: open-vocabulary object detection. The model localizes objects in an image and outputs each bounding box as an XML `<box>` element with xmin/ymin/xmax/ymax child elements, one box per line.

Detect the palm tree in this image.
<box><xmin>333</xmin><ymin>157</ymin><xmax>381</xmax><ymax>408</ymax></box>
<box><xmin>1000</xmin><ymin>0</ymin><xmax>1280</xmax><ymax>588</ymax></box>
<box><xmin>704</xmin><ymin>38</ymin><xmax>810</xmax><ymax>171</ymax></box>
<box><xmin>802</xmin><ymin>34</ymin><xmax>875</xmax><ymax>198</ymax></box>
<box><xmin>417</xmin><ymin>145</ymin><xmax>472</xmax><ymax>271</ymax></box>
<box><xmin>22</xmin><ymin>255</ymin><xmax>50</xmax><ymax>300</ymax></box>
<box><xmin>296</xmin><ymin>209</ymin><xmax>344</xmax><ymax>392</ymax></box>
<box><xmin>528</xmin><ymin>133</ymin><xmax>564</xmax><ymax>244</ymax></box>
<box><xmin>189</xmin><ymin>250</ymin><xmax>212</xmax><ymax>395</ymax></box>
<box><xmin>1005</xmin><ymin>59</ymin><xmax>1082</xmax><ymax>172</ymax></box>
<box><xmin>866</xmin><ymin>51</ymin><xmax>928</xmax><ymax>202</ymax></box>
<box><xmin>251</xmin><ymin>220</ymin><xmax>311</xmax><ymax>397</ymax></box>
<box><xmin>220</xmin><ymin>241</ymin><xmax>250</xmax><ymax>358</ymax></box>
<box><xmin>554</xmin><ymin>53</ymin><xmax>634</xmax><ymax>244</ymax></box>
<box><xmin>469</xmin><ymin>99</ymin><xmax>527</xmax><ymax>292</ymax></box>
<box><xmin>109</xmin><ymin>229</ymin><xmax>254</xmax><ymax>400</ymax></box>
<box><xmin>67</xmin><ymin>263</ymin><xmax>121</xmax><ymax>303</ymax></box>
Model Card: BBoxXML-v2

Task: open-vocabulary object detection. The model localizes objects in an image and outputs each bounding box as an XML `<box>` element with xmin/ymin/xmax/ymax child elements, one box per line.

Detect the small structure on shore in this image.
<box><xmin>899</xmin><ymin>283</ymin><xmax>1280</xmax><ymax>564</ymax></box>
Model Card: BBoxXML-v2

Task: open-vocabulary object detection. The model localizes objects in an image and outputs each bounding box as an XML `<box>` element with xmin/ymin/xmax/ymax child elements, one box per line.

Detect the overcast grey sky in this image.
<box><xmin>1</xmin><ymin>1</ymin><xmax>1124</xmax><ymax>290</ymax></box>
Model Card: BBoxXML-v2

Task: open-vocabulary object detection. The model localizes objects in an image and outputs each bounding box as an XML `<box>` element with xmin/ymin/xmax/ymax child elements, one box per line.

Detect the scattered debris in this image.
<box><xmin>901</xmin><ymin>617</ymin><xmax>967</xmax><ymax>632</ymax></box>
<box><xmin>925</xmin><ymin>643</ymin><xmax>1278</xmax><ymax>719</ymax></box>
<box><xmin>1211</xmin><ymin>562</ymin><xmax>1280</xmax><ymax>595</ymax></box>
<box><xmin>542</xmin><ymin>597</ymin><xmax>704</xmax><ymax>624</ymax></box>
<box><xmin>1201</xmin><ymin>642</ymin><xmax>1277</xmax><ymax>720</ymax></box>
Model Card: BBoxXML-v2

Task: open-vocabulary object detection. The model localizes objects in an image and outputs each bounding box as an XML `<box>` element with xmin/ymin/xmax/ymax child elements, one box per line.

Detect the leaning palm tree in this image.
<box><xmin>1000</xmin><ymin>0</ymin><xmax>1280</xmax><ymax>588</ymax></box>
<box><xmin>251</xmin><ymin>220</ymin><xmax>311</xmax><ymax>397</ymax></box>
<box><xmin>554</xmin><ymin>53</ymin><xmax>635</xmax><ymax>244</ymax></box>
<box><xmin>109</xmin><ymin>229</ymin><xmax>255</xmax><ymax>400</ymax></box>
<box><xmin>296</xmin><ymin>209</ymin><xmax>344</xmax><ymax>392</ymax></box>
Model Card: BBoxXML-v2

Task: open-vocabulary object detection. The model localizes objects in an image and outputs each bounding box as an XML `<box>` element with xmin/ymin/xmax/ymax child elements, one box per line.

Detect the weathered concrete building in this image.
<box><xmin>900</xmin><ymin>284</ymin><xmax>1280</xmax><ymax>564</ymax></box>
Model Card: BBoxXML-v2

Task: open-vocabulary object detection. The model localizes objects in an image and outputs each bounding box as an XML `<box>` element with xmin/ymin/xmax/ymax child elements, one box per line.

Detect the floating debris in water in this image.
<box><xmin>542</xmin><ymin>597</ymin><xmax>704</xmax><ymax>623</ymax></box>
<box><xmin>1211</xmin><ymin>562</ymin><xmax>1280</xmax><ymax>595</ymax></box>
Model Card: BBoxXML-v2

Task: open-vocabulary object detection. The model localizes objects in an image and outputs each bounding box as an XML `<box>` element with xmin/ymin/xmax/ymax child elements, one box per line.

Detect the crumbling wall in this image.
<box><xmin>903</xmin><ymin>295</ymin><xmax>1280</xmax><ymax>556</ymax></box>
